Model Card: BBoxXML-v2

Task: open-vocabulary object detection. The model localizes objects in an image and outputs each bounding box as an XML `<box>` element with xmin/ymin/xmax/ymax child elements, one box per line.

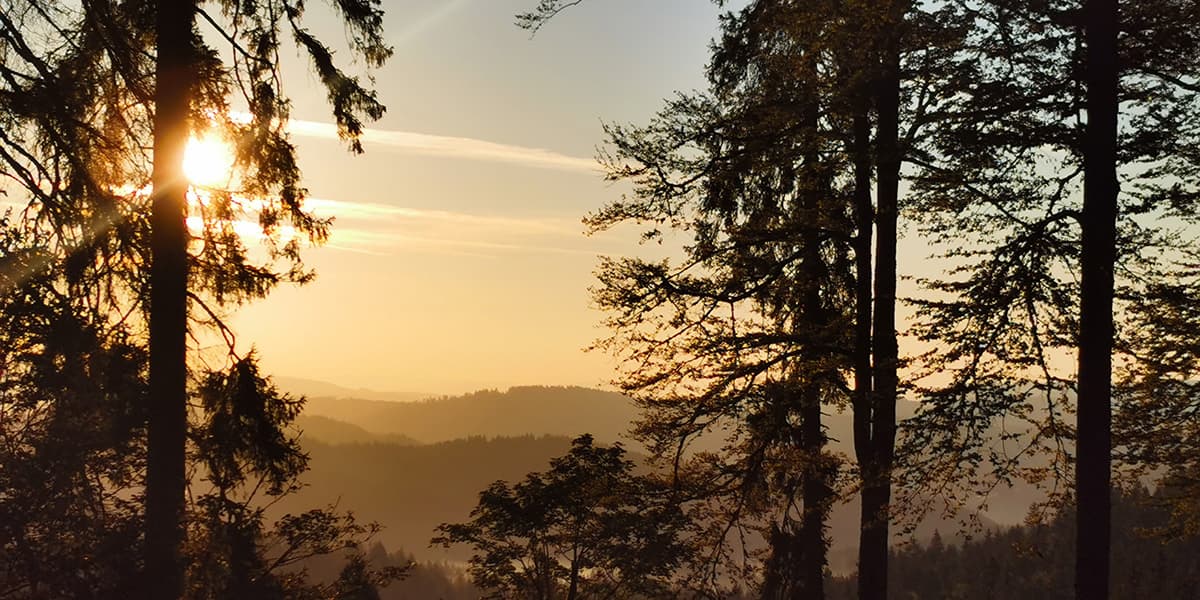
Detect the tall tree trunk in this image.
<box><xmin>849</xmin><ymin>49</ymin><xmax>878</xmax><ymax>600</ymax></box>
<box><xmin>859</xmin><ymin>2</ymin><xmax>904</xmax><ymax>597</ymax></box>
<box><xmin>762</xmin><ymin>52</ymin><xmax>834</xmax><ymax>599</ymax></box>
<box><xmin>850</xmin><ymin>85</ymin><xmax>874</xmax><ymax>480</ymax></box>
<box><xmin>146</xmin><ymin>0</ymin><xmax>195</xmax><ymax>597</ymax></box>
<box><xmin>567</xmin><ymin>543</ymin><xmax>580</xmax><ymax>600</ymax></box>
<box><xmin>796</xmin><ymin>53</ymin><xmax>831</xmax><ymax>600</ymax></box>
<box><xmin>799</xmin><ymin>385</ymin><xmax>830</xmax><ymax>600</ymax></box>
<box><xmin>1076</xmin><ymin>0</ymin><xmax>1119</xmax><ymax>598</ymax></box>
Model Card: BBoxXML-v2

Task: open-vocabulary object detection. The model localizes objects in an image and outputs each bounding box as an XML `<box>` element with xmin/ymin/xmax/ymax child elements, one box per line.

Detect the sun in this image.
<box><xmin>183</xmin><ymin>134</ymin><xmax>234</xmax><ymax>188</ymax></box>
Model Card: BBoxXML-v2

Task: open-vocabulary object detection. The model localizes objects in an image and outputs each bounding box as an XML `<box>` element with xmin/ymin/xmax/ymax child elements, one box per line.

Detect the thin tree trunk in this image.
<box><xmin>851</xmin><ymin>87</ymin><xmax>874</xmax><ymax>476</ymax></box>
<box><xmin>799</xmin><ymin>384</ymin><xmax>830</xmax><ymax>600</ymax></box>
<box><xmin>859</xmin><ymin>3</ymin><xmax>904</xmax><ymax>597</ymax></box>
<box><xmin>849</xmin><ymin>46</ymin><xmax>879</xmax><ymax>600</ymax></box>
<box><xmin>1076</xmin><ymin>0</ymin><xmax>1119</xmax><ymax>598</ymax></box>
<box><xmin>145</xmin><ymin>0</ymin><xmax>195</xmax><ymax>597</ymax></box>
<box><xmin>567</xmin><ymin>543</ymin><xmax>580</xmax><ymax>600</ymax></box>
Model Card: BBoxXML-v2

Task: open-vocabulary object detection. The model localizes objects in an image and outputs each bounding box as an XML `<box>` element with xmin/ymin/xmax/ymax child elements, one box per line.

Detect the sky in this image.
<box><xmin>223</xmin><ymin>0</ymin><xmax>734</xmax><ymax>395</ymax></box>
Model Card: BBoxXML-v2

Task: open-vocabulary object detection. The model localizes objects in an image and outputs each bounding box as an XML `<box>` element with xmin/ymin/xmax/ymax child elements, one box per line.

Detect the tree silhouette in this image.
<box><xmin>585</xmin><ymin>13</ymin><xmax>851</xmax><ymax>595</ymax></box>
<box><xmin>0</xmin><ymin>0</ymin><xmax>391</xmax><ymax>596</ymax></box>
<box><xmin>519</xmin><ymin>2</ymin><xmax>968</xmax><ymax>598</ymax></box>
<box><xmin>185</xmin><ymin>357</ymin><xmax>405</xmax><ymax>599</ymax></box>
<box><xmin>897</xmin><ymin>3</ymin><xmax>1200</xmax><ymax>599</ymax></box>
<box><xmin>434</xmin><ymin>435</ymin><xmax>690</xmax><ymax>600</ymax></box>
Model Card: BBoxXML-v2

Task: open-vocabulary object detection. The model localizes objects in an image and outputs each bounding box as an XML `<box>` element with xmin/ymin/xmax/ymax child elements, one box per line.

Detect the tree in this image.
<box><xmin>185</xmin><ymin>357</ymin><xmax>405</xmax><ymax>600</ymax></box>
<box><xmin>0</xmin><ymin>0</ymin><xmax>391</xmax><ymax>596</ymax></box>
<box><xmin>433</xmin><ymin>435</ymin><xmax>690</xmax><ymax>600</ymax></box>
<box><xmin>898</xmin><ymin>2</ymin><xmax>1200</xmax><ymax>599</ymax></box>
<box><xmin>1116</xmin><ymin>258</ymin><xmax>1200</xmax><ymax>536</ymax></box>
<box><xmin>0</xmin><ymin>220</ymin><xmax>147</xmax><ymax>598</ymax></box>
<box><xmin>1075</xmin><ymin>1</ymin><xmax>1119</xmax><ymax>596</ymax></box>
<box><xmin>517</xmin><ymin>3</ymin><xmax>975</xmax><ymax>598</ymax></box>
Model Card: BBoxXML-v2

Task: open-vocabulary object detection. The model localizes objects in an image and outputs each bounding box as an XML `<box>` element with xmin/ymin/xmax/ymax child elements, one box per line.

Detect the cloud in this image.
<box><xmin>285</xmin><ymin>119</ymin><xmax>599</xmax><ymax>173</ymax></box>
<box><xmin>305</xmin><ymin>197</ymin><xmax>580</xmax><ymax>236</ymax></box>
<box><xmin>303</xmin><ymin>197</ymin><xmax>613</xmax><ymax>258</ymax></box>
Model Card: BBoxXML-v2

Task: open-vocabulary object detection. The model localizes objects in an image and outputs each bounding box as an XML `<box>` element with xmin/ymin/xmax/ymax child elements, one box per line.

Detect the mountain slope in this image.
<box><xmin>276</xmin><ymin>376</ymin><xmax>432</xmax><ymax>403</ymax></box>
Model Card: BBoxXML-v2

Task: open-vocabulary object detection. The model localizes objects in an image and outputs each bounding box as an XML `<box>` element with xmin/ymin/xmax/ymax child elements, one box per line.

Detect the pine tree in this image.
<box><xmin>0</xmin><ymin>0</ymin><xmax>392</xmax><ymax>596</ymax></box>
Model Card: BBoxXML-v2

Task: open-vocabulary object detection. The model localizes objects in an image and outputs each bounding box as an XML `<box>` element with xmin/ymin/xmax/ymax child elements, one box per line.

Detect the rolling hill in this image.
<box><xmin>280</xmin><ymin>384</ymin><xmax>1036</xmax><ymax>571</ymax></box>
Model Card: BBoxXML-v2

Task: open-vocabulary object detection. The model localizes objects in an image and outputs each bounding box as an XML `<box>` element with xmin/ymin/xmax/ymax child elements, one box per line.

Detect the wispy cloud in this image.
<box><xmin>286</xmin><ymin>119</ymin><xmax>599</xmax><ymax>173</ymax></box>
<box><xmin>305</xmin><ymin>197</ymin><xmax>580</xmax><ymax>235</ymax></box>
<box><xmin>306</xmin><ymin>197</ymin><xmax>608</xmax><ymax>258</ymax></box>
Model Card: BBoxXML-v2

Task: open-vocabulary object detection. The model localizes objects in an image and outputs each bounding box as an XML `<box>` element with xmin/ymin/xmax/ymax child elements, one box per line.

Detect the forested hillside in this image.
<box><xmin>827</xmin><ymin>489</ymin><xmax>1200</xmax><ymax>599</ymax></box>
<box><xmin>295</xmin><ymin>415</ymin><xmax>421</xmax><ymax>446</ymax></box>
<box><xmin>288</xmin><ymin>401</ymin><xmax>999</xmax><ymax>570</ymax></box>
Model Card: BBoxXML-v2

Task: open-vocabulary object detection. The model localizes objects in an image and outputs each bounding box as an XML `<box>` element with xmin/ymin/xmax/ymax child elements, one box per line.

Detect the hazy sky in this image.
<box><xmin>224</xmin><ymin>0</ymin><xmax>731</xmax><ymax>394</ymax></box>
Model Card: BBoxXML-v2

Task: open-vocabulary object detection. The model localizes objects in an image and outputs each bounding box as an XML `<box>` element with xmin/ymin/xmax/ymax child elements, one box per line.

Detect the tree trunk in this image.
<box><xmin>567</xmin><ymin>544</ymin><xmax>580</xmax><ymax>600</ymax></box>
<box><xmin>796</xmin><ymin>52</ymin><xmax>831</xmax><ymax>600</ymax></box>
<box><xmin>1076</xmin><ymin>0</ymin><xmax>1119</xmax><ymax>598</ymax></box>
<box><xmin>799</xmin><ymin>385</ymin><xmax>830</xmax><ymax>600</ymax></box>
<box><xmin>859</xmin><ymin>2</ymin><xmax>904</xmax><ymax>597</ymax></box>
<box><xmin>851</xmin><ymin>93</ymin><xmax>874</xmax><ymax>477</ymax></box>
<box><xmin>145</xmin><ymin>0</ymin><xmax>195</xmax><ymax>597</ymax></box>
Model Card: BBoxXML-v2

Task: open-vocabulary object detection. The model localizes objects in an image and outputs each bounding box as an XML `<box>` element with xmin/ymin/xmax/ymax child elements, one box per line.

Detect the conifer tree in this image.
<box><xmin>0</xmin><ymin>0</ymin><xmax>392</xmax><ymax>596</ymax></box>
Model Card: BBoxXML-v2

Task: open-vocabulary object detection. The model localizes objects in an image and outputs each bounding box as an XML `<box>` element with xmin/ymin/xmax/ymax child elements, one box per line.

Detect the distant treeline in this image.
<box><xmin>302</xmin><ymin>543</ymin><xmax>479</xmax><ymax>600</ymax></box>
<box><xmin>827</xmin><ymin>487</ymin><xmax>1200</xmax><ymax>599</ymax></box>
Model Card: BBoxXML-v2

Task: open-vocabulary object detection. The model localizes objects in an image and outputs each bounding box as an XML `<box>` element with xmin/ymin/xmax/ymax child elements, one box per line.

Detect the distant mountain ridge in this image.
<box><xmin>288</xmin><ymin>383</ymin><xmax>1039</xmax><ymax>559</ymax></box>
<box><xmin>280</xmin><ymin>427</ymin><xmax>992</xmax><ymax>572</ymax></box>
<box><xmin>276</xmin><ymin>376</ymin><xmax>433</xmax><ymax>403</ymax></box>
<box><xmin>301</xmin><ymin>385</ymin><xmax>639</xmax><ymax>445</ymax></box>
<box><xmin>294</xmin><ymin>415</ymin><xmax>421</xmax><ymax>446</ymax></box>
<box><xmin>295</xmin><ymin>384</ymin><xmax>1040</xmax><ymax>522</ymax></box>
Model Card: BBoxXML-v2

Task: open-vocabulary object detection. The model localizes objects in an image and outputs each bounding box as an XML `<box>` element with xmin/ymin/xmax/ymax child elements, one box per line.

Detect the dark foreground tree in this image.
<box><xmin>523</xmin><ymin>3</ymin><xmax>862</xmax><ymax>595</ymax></box>
<box><xmin>517</xmin><ymin>3</ymin><xmax>974</xmax><ymax>599</ymax></box>
<box><xmin>0</xmin><ymin>298</ymin><xmax>402</xmax><ymax>599</ymax></box>
<box><xmin>434</xmin><ymin>435</ymin><xmax>691</xmax><ymax>600</ymax></box>
<box><xmin>186</xmin><ymin>357</ymin><xmax>406</xmax><ymax>599</ymax></box>
<box><xmin>0</xmin><ymin>0</ymin><xmax>392</xmax><ymax>596</ymax></box>
<box><xmin>899</xmin><ymin>2</ymin><xmax>1200</xmax><ymax>600</ymax></box>
<box><xmin>1075</xmin><ymin>1</ymin><xmax>1119</xmax><ymax>596</ymax></box>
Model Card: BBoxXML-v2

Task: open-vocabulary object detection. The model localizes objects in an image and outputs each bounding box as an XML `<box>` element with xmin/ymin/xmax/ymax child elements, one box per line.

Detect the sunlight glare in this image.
<box><xmin>183</xmin><ymin>135</ymin><xmax>234</xmax><ymax>188</ymax></box>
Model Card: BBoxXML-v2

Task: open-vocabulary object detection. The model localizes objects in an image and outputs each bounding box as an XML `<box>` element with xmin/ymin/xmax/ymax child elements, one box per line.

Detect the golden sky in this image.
<box><xmin>219</xmin><ymin>0</ymin><xmax>947</xmax><ymax>396</ymax></box>
<box><xmin>211</xmin><ymin>0</ymin><xmax>726</xmax><ymax>395</ymax></box>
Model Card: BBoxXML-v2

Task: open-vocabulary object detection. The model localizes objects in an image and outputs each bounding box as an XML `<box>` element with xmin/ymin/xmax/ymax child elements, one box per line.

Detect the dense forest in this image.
<box><xmin>1</xmin><ymin>0</ymin><xmax>1198</xmax><ymax>599</ymax></box>
<box><xmin>827</xmin><ymin>489</ymin><xmax>1200</xmax><ymax>599</ymax></box>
